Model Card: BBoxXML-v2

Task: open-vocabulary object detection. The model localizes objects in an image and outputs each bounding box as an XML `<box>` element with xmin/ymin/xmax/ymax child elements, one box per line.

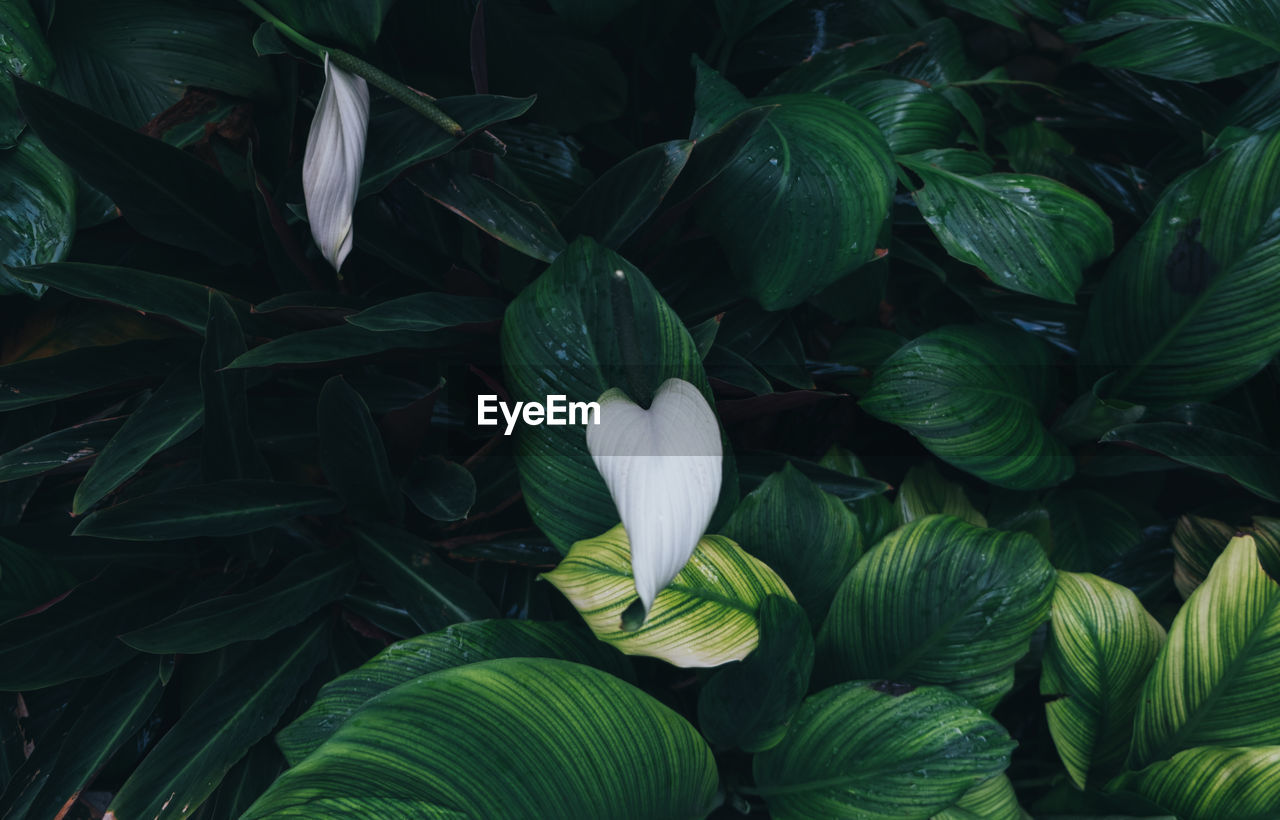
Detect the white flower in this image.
<box><xmin>302</xmin><ymin>54</ymin><xmax>369</xmax><ymax>272</ymax></box>
<box><xmin>586</xmin><ymin>377</ymin><xmax>723</xmax><ymax>618</ymax></box>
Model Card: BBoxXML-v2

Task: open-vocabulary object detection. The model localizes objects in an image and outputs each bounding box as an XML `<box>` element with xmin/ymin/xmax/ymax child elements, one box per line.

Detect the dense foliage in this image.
<box><xmin>2</xmin><ymin>0</ymin><xmax>1280</xmax><ymax>818</ymax></box>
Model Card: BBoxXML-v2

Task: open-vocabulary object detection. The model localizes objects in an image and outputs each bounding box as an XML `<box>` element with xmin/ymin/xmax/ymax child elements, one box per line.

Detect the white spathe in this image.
<box><xmin>586</xmin><ymin>377</ymin><xmax>723</xmax><ymax>618</ymax></box>
<box><xmin>302</xmin><ymin>54</ymin><xmax>369</xmax><ymax>272</ymax></box>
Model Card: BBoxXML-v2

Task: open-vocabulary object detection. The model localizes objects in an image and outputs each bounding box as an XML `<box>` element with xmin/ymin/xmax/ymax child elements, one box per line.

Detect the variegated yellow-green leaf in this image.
<box><xmin>1130</xmin><ymin>535</ymin><xmax>1280</xmax><ymax>767</ymax></box>
<box><xmin>1110</xmin><ymin>746</ymin><xmax>1280</xmax><ymax>820</ymax></box>
<box><xmin>897</xmin><ymin>461</ymin><xmax>987</xmax><ymax>527</ymax></box>
<box><xmin>542</xmin><ymin>524</ymin><xmax>794</xmax><ymax>667</ymax></box>
<box><xmin>1041</xmin><ymin>572</ymin><xmax>1166</xmax><ymax>789</ymax></box>
<box><xmin>1172</xmin><ymin>514</ymin><xmax>1236</xmax><ymax>599</ymax></box>
<box><xmin>932</xmin><ymin>774</ymin><xmax>1029</xmax><ymax>820</ymax></box>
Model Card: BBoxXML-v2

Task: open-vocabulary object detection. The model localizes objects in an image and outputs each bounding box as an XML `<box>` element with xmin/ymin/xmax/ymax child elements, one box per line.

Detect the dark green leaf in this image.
<box><xmin>818</xmin><ymin>445</ymin><xmax>899</xmax><ymax>545</ymax></box>
<box><xmin>0</xmin><ymin>339</ymin><xmax>199</xmax><ymax>411</ymax></box>
<box><xmin>559</xmin><ymin>139</ymin><xmax>694</xmax><ymax>249</ymax></box>
<box><xmin>1102</xmin><ymin>421</ymin><xmax>1280</xmax><ymax>502</ymax></box>
<box><xmin>715</xmin><ymin>0</ymin><xmax>793</xmax><ymax>40</ymax></box>
<box><xmin>14</xmin><ymin>78</ymin><xmax>257</xmax><ymax>263</ymax></box>
<box><xmin>120</xmin><ymin>553</ymin><xmax>355</xmax><ymax>653</ymax></box>
<box><xmin>72</xmin><ymin>480</ymin><xmax>343</xmax><ymax>541</ymax></box>
<box><xmin>738</xmin><ymin>451</ymin><xmax>890</xmax><ymax>505</ymax></box>
<box><xmin>1052</xmin><ymin>377</ymin><xmax>1146</xmax><ymax>447</ymax></box>
<box><xmin>401</xmin><ymin>455</ymin><xmax>476</xmax><ymax>521</ymax></box>
<box><xmin>546</xmin><ymin>0</ymin><xmax>638</xmax><ymax>31</ymax></box>
<box><xmin>226</xmin><ymin>324</ymin><xmax>451</xmax><ymax>369</ymax></box>
<box><xmin>345</xmin><ymin>292</ymin><xmax>503</xmax><ymax>332</ymax></box>
<box><xmin>1043</xmin><ymin>489</ymin><xmax>1142</xmax><ymax>572</ymax></box>
<box><xmin>0</xmin><ymin>415</ymin><xmax>123</xmax><ymax>483</ymax></box>
<box><xmin>258</xmin><ymin>0</ymin><xmax>395</xmax><ymax>52</ymax></box>
<box><xmin>896</xmin><ymin>462</ymin><xmax>987</xmax><ymax>527</ymax></box>
<box><xmin>0</xmin><ymin>0</ymin><xmax>53</xmax><ymax>148</ymax></box>
<box><xmin>12</xmin><ymin>262</ymin><xmax>223</xmax><ymax>333</ymax></box>
<box><xmin>201</xmin><ymin>292</ymin><xmax>268</xmax><ymax>483</ymax></box>
<box><xmin>943</xmin><ymin>0</ymin><xmax>1062</xmax><ymax>30</ymax></box>
<box><xmin>317</xmin><ymin>376</ymin><xmax>401</xmax><ymax>522</ymax></box>
<box><xmin>1172</xmin><ymin>513</ymin><xmax>1235</xmax><ymax>598</ymax></box>
<box><xmin>0</xmin><ymin>131</ymin><xmax>76</xmax><ymax>298</ymax></box>
<box><xmin>350</xmin><ymin>523</ymin><xmax>498</xmax><ymax>632</ymax></box>
<box><xmin>0</xmin><ymin>535</ymin><xmax>75</xmax><ymax>623</ymax></box>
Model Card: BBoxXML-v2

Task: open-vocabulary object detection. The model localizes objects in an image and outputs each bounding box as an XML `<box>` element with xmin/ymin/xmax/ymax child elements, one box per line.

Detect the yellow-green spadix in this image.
<box><xmin>302</xmin><ymin>54</ymin><xmax>369</xmax><ymax>272</ymax></box>
<box><xmin>586</xmin><ymin>377</ymin><xmax>723</xmax><ymax>620</ymax></box>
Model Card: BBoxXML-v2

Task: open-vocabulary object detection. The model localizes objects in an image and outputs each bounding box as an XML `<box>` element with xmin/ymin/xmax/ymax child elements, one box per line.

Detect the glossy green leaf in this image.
<box><xmin>691</xmin><ymin>58</ymin><xmax>895</xmax><ymax>310</ymax></box>
<box><xmin>73</xmin><ymin>480</ymin><xmax>342</xmax><ymax>541</ymax></box>
<box><xmin>14</xmin><ymin>78</ymin><xmax>257</xmax><ymax>264</ymax></box>
<box><xmin>1041</xmin><ymin>572</ymin><xmax>1166</xmax><ymax>789</ymax></box>
<box><xmin>1130</xmin><ymin>534</ymin><xmax>1280</xmax><ymax>766</ymax></box>
<box><xmin>697</xmin><ymin>595</ymin><xmax>813</xmax><ymax>752</ymax></box>
<box><xmin>1043</xmin><ymin>489</ymin><xmax>1143</xmax><ymax>572</ymax></box>
<box><xmin>226</xmin><ymin>324</ymin><xmax>451</xmax><ymax>369</ymax></box>
<box><xmin>721</xmin><ymin>463</ymin><xmax>862</xmax><ymax>622</ymax></box>
<box><xmin>559</xmin><ymin>139</ymin><xmax>693</xmax><ymax>248</ymax></box>
<box><xmin>0</xmin><ymin>535</ymin><xmax>74</xmax><ymax>623</ymax></box>
<box><xmin>0</xmin><ymin>339</ymin><xmax>199</xmax><ymax>411</ymax></box>
<box><xmin>543</xmin><ymin>524</ymin><xmax>794</xmax><ymax>668</ymax></box>
<box><xmin>106</xmin><ymin>618</ymin><xmax>329</xmax><ymax>820</ymax></box>
<box><xmin>246</xmin><ymin>658</ymin><xmax>718</xmax><ymax>819</ymax></box>
<box><xmin>345</xmin><ymin>293</ymin><xmax>503</xmax><ymax>332</ymax></box>
<box><xmin>350</xmin><ymin>524</ymin><xmax>498</xmax><ymax>633</ymax></box>
<box><xmin>0</xmin><ymin>415</ymin><xmax>123</xmax><ymax>483</ymax></box>
<box><xmin>897</xmin><ymin>461</ymin><xmax>988</xmax><ymax>527</ymax></box>
<box><xmin>277</xmin><ymin>619</ymin><xmax>632</xmax><ymax>765</ymax></box>
<box><xmin>1080</xmin><ymin>128</ymin><xmax>1280</xmax><ymax>402</ymax></box>
<box><xmin>0</xmin><ymin>566</ymin><xmax>178</xmax><ymax>691</ymax></box>
<box><xmin>317</xmin><ymin>376</ymin><xmax>401</xmax><ymax>522</ymax></box>
<box><xmin>1064</xmin><ymin>1</ymin><xmax>1280</xmax><ymax>82</ymax></box>
<box><xmin>500</xmin><ymin>236</ymin><xmax>735</xmax><ymax>552</ymax></box>
<box><xmin>358</xmin><ymin>95</ymin><xmax>536</xmax><ymax>198</ymax></box>
<box><xmin>1111</xmin><ymin>746</ymin><xmax>1280</xmax><ymax>820</ymax></box>
<box><xmin>752</xmin><ymin>681</ymin><xmax>1015</xmax><ymax>819</ymax></box>
<box><xmin>401</xmin><ymin>456</ymin><xmax>476</xmax><ymax>521</ymax></box>
<box><xmin>818</xmin><ymin>514</ymin><xmax>1055</xmax><ymax>710</ymax></box>
<box><xmin>0</xmin><ymin>131</ymin><xmax>76</xmax><ymax>298</ymax></box>
<box><xmin>12</xmin><ymin>262</ymin><xmax>222</xmax><ymax>333</ymax></box>
<box><xmin>862</xmin><ymin>324</ymin><xmax>1074</xmax><ymax>490</ymax></box>
<box><xmin>0</xmin><ymin>657</ymin><xmax>163</xmax><ymax>820</ymax></box>
<box><xmin>73</xmin><ymin>365</ymin><xmax>205</xmax><ymax>514</ymax></box>
<box><xmin>1101</xmin><ymin>421</ymin><xmax>1280</xmax><ymax>502</ymax></box>
<box><xmin>933</xmin><ymin>774</ymin><xmax>1029</xmax><ymax>820</ymax></box>
<box><xmin>120</xmin><ymin>553</ymin><xmax>355</xmax><ymax>653</ymax></box>
<box><xmin>0</xmin><ymin>0</ymin><xmax>53</xmax><ymax>148</ymax></box>
<box><xmin>899</xmin><ymin>153</ymin><xmax>1112</xmax><ymax>303</ymax></box>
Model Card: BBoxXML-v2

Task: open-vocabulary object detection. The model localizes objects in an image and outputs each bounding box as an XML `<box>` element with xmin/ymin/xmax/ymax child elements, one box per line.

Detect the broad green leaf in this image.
<box><xmin>225</xmin><ymin>324</ymin><xmax>452</xmax><ymax>369</ymax></box>
<box><xmin>201</xmin><ymin>293</ymin><xmax>269</xmax><ymax>483</ymax></box>
<box><xmin>818</xmin><ymin>445</ymin><xmax>899</xmax><ymax>545</ymax></box>
<box><xmin>359</xmin><ymin>95</ymin><xmax>536</xmax><ymax>198</ymax></box>
<box><xmin>542</xmin><ymin>524</ymin><xmax>794</xmax><ymax>668</ymax></box>
<box><xmin>73</xmin><ymin>480</ymin><xmax>342</xmax><ymax>541</ymax></box>
<box><xmin>818</xmin><ymin>514</ymin><xmax>1055</xmax><ymax>710</ymax></box>
<box><xmin>1</xmin><ymin>130</ymin><xmax>76</xmax><ymax>298</ymax></box>
<box><xmin>899</xmin><ymin>153</ymin><xmax>1112</xmax><ymax>303</ymax></box>
<box><xmin>14</xmin><ymin>78</ymin><xmax>257</xmax><ymax>264</ymax></box>
<box><xmin>1101</xmin><ymin>421</ymin><xmax>1280</xmax><ymax>502</ymax></box>
<box><xmin>47</xmin><ymin>0</ymin><xmax>275</xmax><ymax>127</ymax></box>
<box><xmin>862</xmin><ymin>325</ymin><xmax>1074</xmax><ymax>490</ymax></box>
<box><xmin>198</xmin><ymin>742</ymin><xmax>285</xmax><ymax>820</ymax></box>
<box><xmin>0</xmin><ymin>339</ymin><xmax>199</xmax><ymax>411</ymax></box>
<box><xmin>721</xmin><ymin>463</ymin><xmax>863</xmax><ymax>622</ymax></box>
<box><xmin>1172</xmin><ymin>513</ymin><xmax>1235</xmax><ymax>598</ymax></box>
<box><xmin>401</xmin><ymin>456</ymin><xmax>476</xmax><ymax>521</ymax></box>
<box><xmin>1064</xmin><ymin>1</ymin><xmax>1280</xmax><ymax>82</ymax></box>
<box><xmin>276</xmin><ymin>619</ymin><xmax>632</xmax><ymax>765</ymax></box>
<box><xmin>752</xmin><ymin>681</ymin><xmax>1015</xmax><ymax>819</ymax></box>
<box><xmin>691</xmin><ymin>58</ymin><xmax>895</xmax><ymax>310</ymax></box>
<box><xmin>1130</xmin><ymin>535</ymin><xmax>1280</xmax><ymax>766</ymax></box>
<box><xmin>697</xmin><ymin>596</ymin><xmax>813</xmax><ymax>752</ymax></box>
<box><xmin>738</xmin><ymin>451</ymin><xmax>889</xmax><ymax>505</ymax></box>
<box><xmin>500</xmin><ymin>236</ymin><xmax>735</xmax><ymax>552</ymax></box>
<box><xmin>73</xmin><ymin>365</ymin><xmax>205</xmax><ymax>514</ymax></box>
<box><xmin>317</xmin><ymin>376</ymin><xmax>401</xmax><ymax>522</ymax></box>
<box><xmin>12</xmin><ymin>262</ymin><xmax>222</xmax><ymax>333</ymax></box>
<box><xmin>559</xmin><ymin>139</ymin><xmax>694</xmax><ymax>249</ymax></box>
<box><xmin>246</xmin><ymin>658</ymin><xmax>718</xmax><ymax>819</ymax></box>
<box><xmin>1041</xmin><ymin>573</ymin><xmax>1166</xmax><ymax>789</ymax></box>
<box><xmin>257</xmin><ymin>0</ymin><xmax>394</xmax><ymax>51</ymax></box>
<box><xmin>1043</xmin><ymin>489</ymin><xmax>1142</xmax><ymax>572</ymax></box>
<box><xmin>0</xmin><ymin>0</ymin><xmax>53</xmax><ymax>148</ymax></box>
<box><xmin>1052</xmin><ymin>377</ymin><xmax>1146</xmax><ymax>447</ymax></box>
<box><xmin>1110</xmin><ymin>746</ymin><xmax>1280</xmax><ymax>820</ymax></box>
<box><xmin>345</xmin><ymin>293</ymin><xmax>503</xmax><ymax>332</ymax></box>
<box><xmin>105</xmin><ymin>618</ymin><xmax>329</xmax><ymax>820</ymax></box>
<box><xmin>897</xmin><ymin>461</ymin><xmax>988</xmax><ymax>527</ymax></box>
<box><xmin>120</xmin><ymin>553</ymin><xmax>356</xmax><ymax>653</ymax></box>
<box><xmin>1079</xmin><ymin>128</ymin><xmax>1280</xmax><ymax>402</ymax></box>
<box><xmin>0</xmin><ymin>535</ymin><xmax>74</xmax><ymax>623</ymax></box>
<box><xmin>0</xmin><ymin>566</ymin><xmax>179</xmax><ymax>691</ymax></box>
<box><xmin>0</xmin><ymin>658</ymin><xmax>163</xmax><ymax>820</ymax></box>
<box><xmin>0</xmin><ymin>415</ymin><xmax>123</xmax><ymax>483</ymax></box>
<box><xmin>933</xmin><ymin>774</ymin><xmax>1029</xmax><ymax>820</ymax></box>
<box><xmin>349</xmin><ymin>524</ymin><xmax>498</xmax><ymax>633</ymax></box>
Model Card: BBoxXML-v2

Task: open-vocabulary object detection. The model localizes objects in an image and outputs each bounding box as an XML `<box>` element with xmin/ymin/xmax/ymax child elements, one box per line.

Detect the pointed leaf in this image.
<box><xmin>897</xmin><ymin>462</ymin><xmax>987</xmax><ymax>527</ymax></box>
<box><xmin>933</xmin><ymin>775</ymin><xmax>1029</xmax><ymax>820</ymax></box>
<box><xmin>201</xmin><ymin>292</ymin><xmax>268</xmax><ymax>482</ymax></box>
<box><xmin>345</xmin><ymin>292</ymin><xmax>503</xmax><ymax>332</ymax></box>
<box><xmin>0</xmin><ymin>415</ymin><xmax>123</xmax><ymax>483</ymax></box>
<box><xmin>1043</xmin><ymin>489</ymin><xmax>1143</xmax><ymax>572</ymax></box>
<box><xmin>225</xmin><ymin>324</ymin><xmax>452</xmax><ymax>368</ymax></box>
<box><xmin>0</xmin><ymin>535</ymin><xmax>75</xmax><ymax>623</ymax></box>
<box><xmin>559</xmin><ymin>139</ymin><xmax>694</xmax><ymax>248</ymax></box>
<box><xmin>317</xmin><ymin>376</ymin><xmax>401</xmax><ymax>522</ymax></box>
<box><xmin>400</xmin><ymin>456</ymin><xmax>476</xmax><ymax>521</ymax></box>
<box><xmin>13</xmin><ymin>262</ymin><xmax>222</xmax><ymax>333</ymax></box>
<box><xmin>1101</xmin><ymin>421</ymin><xmax>1280</xmax><ymax>502</ymax></box>
<box><xmin>0</xmin><ymin>132</ymin><xmax>76</xmax><ymax>298</ymax></box>
<box><xmin>0</xmin><ymin>339</ymin><xmax>198</xmax><ymax>411</ymax></box>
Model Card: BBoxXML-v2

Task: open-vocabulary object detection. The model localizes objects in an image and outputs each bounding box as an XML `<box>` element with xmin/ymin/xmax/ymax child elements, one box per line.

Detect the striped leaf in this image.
<box><xmin>933</xmin><ymin>774</ymin><xmax>1030</xmax><ymax>820</ymax></box>
<box><xmin>817</xmin><ymin>515</ymin><xmax>1055</xmax><ymax>710</ymax></box>
<box><xmin>276</xmin><ymin>620</ymin><xmax>631</xmax><ymax>766</ymax></box>
<box><xmin>244</xmin><ymin>658</ymin><xmax>719</xmax><ymax>820</ymax></box>
<box><xmin>752</xmin><ymin>681</ymin><xmax>1015</xmax><ymax>820</ymax></box>
<box><xmin>500</xmin><ymin>236</ymin><xmax>735</xmax><ymax>554</ymax></box>
<box><xmin>1172</xmin><ymin>514</ymin><xmax>1236</xmax><ymax>598</ymax></box>
<box><xmin>1130</xmin><ymin>535</ymin><xmax>1280</xmax><ymax>767</ymax></box>
<box><xmin>1041</xmin><ymin>572</ymin><xmax>1166</xmax><ymax>789</ymax></box>
<box><xmin>897</xmin><ymin>461</ymin><xmax>987</xmax><ymax>527</ymax></box>
<box><xmin>862</xmin><ymin>324</ymin><xmax>1074</xmax><ymax>490</ymax></box>
<box><xmin>1043</xmin><ymin>489</ymin><xmax>1143</xmax><ymax>573</ymax></box>
<box><xmin>899</xmin><ymin>154</ymin><xmax>1112</xmax><ymax>303</ymax></box>
<box><xmin>1079</xmin><ymin>128</ymin><xmax>1280</xmax><ymax>403</ymax></box>
<box><xmin>819</xmin><ymin>445</ymin><xmax>898</xmax><ymax>546</ymax></box>
<box><xmin>541</xmin><ymin>524</ymin><xmax>794</xmax><ymax>668</ymax></box>
<box><xmin>1110</xmin><ymin>746</ymin><xmax>1280</xmax><ymax>820</ymax></box>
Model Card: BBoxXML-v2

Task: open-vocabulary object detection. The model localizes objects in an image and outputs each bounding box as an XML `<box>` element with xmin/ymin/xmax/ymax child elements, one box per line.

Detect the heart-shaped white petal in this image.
<box><xmin>586</xmin><ymin>378</ymin><xmax>723</xmax><ymax>618</ymax></box>
<box><xmin>302</xmin><ymin>54</ymin><xmax>369</xmax><ymax>273</ymax></box>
